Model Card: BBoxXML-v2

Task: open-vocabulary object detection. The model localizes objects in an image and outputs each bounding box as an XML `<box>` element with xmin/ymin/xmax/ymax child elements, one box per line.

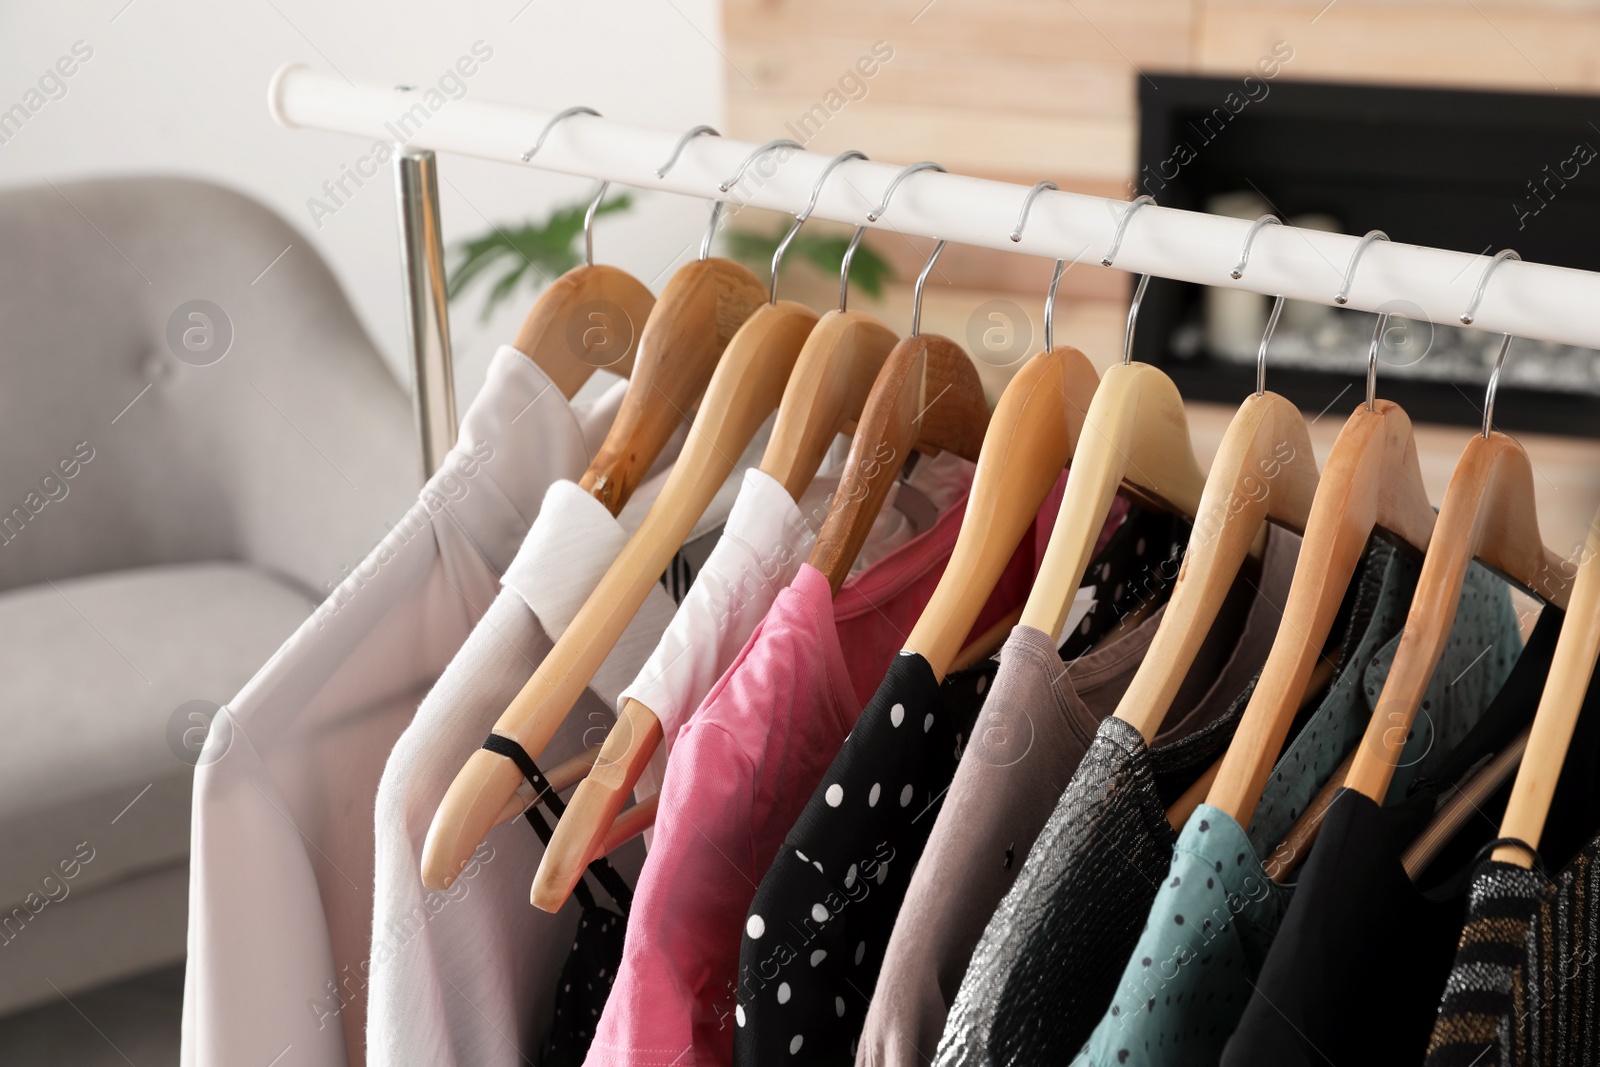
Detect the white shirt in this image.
<box><xmin>182</xmin><ymin>347</ymin><xmax>625</xmax><ymax>1067</ymax></box>
<box><xmin>620</xmin><ymin>449</ymin><xmax>976</xmax><ymax>808</ymax></box>
<box><xmin>364</xmin><ymin>482</ymin><xmax>675</xmax><ymax>1067</ymax></box>
<box><xmin>364</xmin><ymin>421</ymin><xmax>767</xmax><ymax>1066</ymax></box>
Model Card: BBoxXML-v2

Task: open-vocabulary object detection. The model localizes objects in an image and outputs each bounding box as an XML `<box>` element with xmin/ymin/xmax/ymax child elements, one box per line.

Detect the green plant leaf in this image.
<box><xmin>447</xmin><ymin>192</ymin><xmax>634</xmax><ymax>322</ymax></box>
<box><xmin>725</xmin><ymin>223</ymin><xmax>897</xmax><ymax>300</ymax></box>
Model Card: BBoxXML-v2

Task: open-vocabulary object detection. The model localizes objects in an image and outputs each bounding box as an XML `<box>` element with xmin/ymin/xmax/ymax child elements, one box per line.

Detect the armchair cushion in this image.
<box><xmin>0</xmin><ymin>562</ymin><xmax>314</xmax><ymax>1009</ymax></box>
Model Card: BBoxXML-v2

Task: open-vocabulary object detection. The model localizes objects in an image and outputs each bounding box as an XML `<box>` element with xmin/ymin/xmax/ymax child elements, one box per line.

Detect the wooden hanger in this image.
<box><xmin>506</xmin><ymin>181</ymin><xmax>651</xmax><ymax>397</ymax></box>
<box><xmin>575</xmin><ymin>242</ymin><xmax>766</xmax><ymax>513</ymax></box>
<box><xmin>808</xmin><ymin>240</ymin><xmax>990</xmax><ymax>593</ymax></box>
<box><xmin>1114</xmin><ymin>217</ymin><xmax>1320</xmax><ymax>744</ymax></box>
<box><xmin>573</xmin><ymin>127</ymin><xmax>771</xmax><ymax>514</ymax></box>
<box><xmin>1018</xmin><ymin>196</ymin><xmax>1209</xmax><ymax>650</ymax></box>
<box><xmin>755</xmin><ymin>161</ymin><xmax>947</xmax><ymax>498</ymax></box>
<box><xmin>527</xmin><ymin>162</ymin><xmax>976</xmax><ymax>910</ymax></box>
<box><xmin>899</xmin><ymin>341</ymin><xmax>1097</xmax><ymax>681</ymax></box>
<box><xmin>1491</xmin><ymin>505</ymin><xmax>1600</xmax><ymax>866</ymax></box>
<box><xmin>899</xmin><ymin>183</ymin><xmax>1107</xmax><ymax>683</ymax></box>
<box><xmin>1205</xmin><ymin>231</ymin><xmax>1442</xmax><ymax>828</ymax></box>
<box><xmin>1344</xmin><ymin>252</ymin><xmax>1573</xmax><ymax>804</ymax></box>
<box><xmin>501</xmin><ymin>113</ymin><xmax>654</xmax><ymax>396</ymax></box>
<box><xmin>419</xmin><ymin>138</ymin><xmax>826</xmax><ymax>893</ymax></box>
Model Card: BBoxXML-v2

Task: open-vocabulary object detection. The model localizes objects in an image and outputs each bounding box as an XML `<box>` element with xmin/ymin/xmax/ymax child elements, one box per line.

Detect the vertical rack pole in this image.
<box><xmin>394</xmin><ymin>148</ymin><xmax>458</xmax><ymax>482</ymax></box>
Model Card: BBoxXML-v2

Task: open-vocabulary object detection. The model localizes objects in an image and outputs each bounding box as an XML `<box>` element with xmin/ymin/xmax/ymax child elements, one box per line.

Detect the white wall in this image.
<box><xmin>0</xmin><ymin>0</ymin><xmax>728</xmax><ymax>408</ymax></box>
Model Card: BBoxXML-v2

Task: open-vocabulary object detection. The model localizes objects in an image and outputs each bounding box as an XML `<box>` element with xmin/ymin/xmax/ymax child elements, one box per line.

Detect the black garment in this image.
<box><xmin>1224</xmin><ymin>606</ymin><xmax>1600</xmax><ymax>1067</ymax></box>
<box><xmin>731</xmin><ymin>504</ymin><xmax>1188</xmax><ymax>1065</ymax></box>
<box><xmin>481</xmin><ymin>734</ymin><xmax>637</xmax><ymax>1066</ymax></box>
<box><xmin>541</xmin><ymin>880</ymin><xmax>631</xmax><ymax>1066</ymax></box>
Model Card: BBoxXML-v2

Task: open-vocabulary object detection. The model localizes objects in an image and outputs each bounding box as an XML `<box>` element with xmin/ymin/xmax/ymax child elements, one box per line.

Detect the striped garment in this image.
<box><xmin>1426</xmin><ymin>839</ymin><xmax>1600</xmax><ymax>1065</ymax></box>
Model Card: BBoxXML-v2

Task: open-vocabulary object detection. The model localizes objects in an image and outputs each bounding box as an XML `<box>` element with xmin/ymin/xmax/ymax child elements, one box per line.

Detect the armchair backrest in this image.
<box><xmin>0</xmin><ymin>176</ymin><xmax>417</xmax><ymax>597</ymax></box>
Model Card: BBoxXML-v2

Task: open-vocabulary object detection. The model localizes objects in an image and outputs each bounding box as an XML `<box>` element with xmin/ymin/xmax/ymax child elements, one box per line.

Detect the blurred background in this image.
<box><xmin>6</xmin><ymin>0</ymin><xmax>1600</xmax><ymax>1061</ymax></box>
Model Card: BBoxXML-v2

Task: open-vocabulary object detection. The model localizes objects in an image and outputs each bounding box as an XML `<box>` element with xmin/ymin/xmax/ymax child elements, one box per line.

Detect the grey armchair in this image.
<box><xmin>0</xmin><ymin>176</ymin><xmax>417</xmax><ymax>1012</ymax></box>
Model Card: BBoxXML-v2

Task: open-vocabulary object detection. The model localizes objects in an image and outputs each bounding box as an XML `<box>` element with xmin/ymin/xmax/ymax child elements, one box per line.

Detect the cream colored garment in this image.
<box><xmin>363</xmin><ymin>419</ymin><xmax>769</xmax><ymax>1067</ymax></box>
<box><xmin>182</xmin><ymin>347</ymin><xmax>622</xmax><ymax>1067</ymax></box>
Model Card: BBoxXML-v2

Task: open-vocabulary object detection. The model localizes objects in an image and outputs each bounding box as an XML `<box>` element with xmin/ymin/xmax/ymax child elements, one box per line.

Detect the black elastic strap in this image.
<box><xmin>1471</xmin><ymin>835</ymin><xmax>1547</xmax><ymax>879</ymax></box>
<box><xmin>482</xmin><ymin>733</ymin><xmax>634</xmax><ymax>913</ymax></box>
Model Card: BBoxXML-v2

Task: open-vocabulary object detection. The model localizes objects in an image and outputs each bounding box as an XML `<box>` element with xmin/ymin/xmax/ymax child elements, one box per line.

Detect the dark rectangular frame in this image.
<box><xmin>1134</xmin><ymin>73</ymin><xmax>1600</xmax><ymax>436</ymax></box>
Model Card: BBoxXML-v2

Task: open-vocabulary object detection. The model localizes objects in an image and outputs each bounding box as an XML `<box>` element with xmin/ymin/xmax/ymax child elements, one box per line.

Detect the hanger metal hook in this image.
<box><xmin>1482</xmin><ymin>334</ymin><xmax>1514</xmax><ymax>439</ymax></box>
<box><xmin>1254</xmin><ymin>297</ymin><xmax>1285</xmax><ymax>397</ymax></box>
<box><xmin>768</xmin><ymin>149</ymin><xmax>866</xmax><ymax>305</ymax></box>
<box><xmin>581</xmin><ymin>181</ymin><xmax>609</xmax><ymax>269</ymax></box>
<box><xmin>843</xmin><ymin>160</ymin><xmax>944</xmax><ymax>312</ymax></box>
<box><xmin>1010</xmin><ymin>181</ymin><xmax>1066</xmax><ymax>352</ymax></box>
<box><xmin>1104</xmin><ymin>196</ymin><xmax>1155</xmax><ymax>366</ymax></box>
<box><xmin>1461</xmin><ymin>248</ymin><xmax>1521</xmax><ymax>326</ymax></box>
<box><xmin>520</xmin><ymin>106</ymin><xmax>599</xmax><ymax>163</ymax></box>
<box><xmin>698</xmin><ymin>137</ymin><xmax>805</xmax><ymax>263</ymax></box>
<box><xmin>1102</xmin><ymin>194</ymin><xmax>1154</xmax><ymax>269</ymax></box>
<box><xmin>1333</xmin><ymin>231</ymin><xmax>1395</xmax><ymax>412</ymax></box>
<box><xmin>717</xmin><ymin>138</ymin><xmax>803</xmax><ymax>193</ymax></box>
<box><xmin>656</xmin><ymin>126</ymin><xmax>731</xmax><ymax>262</ymax></box>
<box><xmin>911</xmin><ymin>240</ymin><xmax>949</xmax><ymax>337</ymax></box>
<box><xmin>1362</xmin><ymin>312</ymin><xmax>1392</xmax><ymax>413</ymax></box>
<box><xmin>1010</xmin><ymin>181</ymin><xmax>1058</xmax><ymax>243</ymax></box>
<box><xmin>1231</xmin><ymin>215</ymin><xmax>1285</xmax><ymax>396</ymax></box>
<box><xmin>1463</xmin><ymin>249</ymin><xmax>1521</xmax><ymax>438</ymax></box>
<box><xmin>839</xmin><ymin>226</ymin><xmax>868</xmax><ymax>312</ymax></box>
<box><xmin>867</xmin><ymin>161</ymin><xmax>946</xmax><ymax>223</ymax></box>
<box><xmin>656</xmin><ymin>124</ymin><xmax>719</xmax><ymax>179</ymax></box>
<box><xmin>1121</xmin><ymin>274</ymin><xmax>1151</xmax><ymax>367</ymax></box>
<box><xmin>1231</xmin><ymin>213</ymin><xmax>1282</xmax><ymax>280</ymax></box>
<box><xmin>1336</xmin><ymin>230</ymin><xmax>1389</xmax><ymax>305</ymax></box>
<box><xmin>1044</xmin><ymin>260</ymin><xmax>1066</xmax><ymax>353</ymax></box>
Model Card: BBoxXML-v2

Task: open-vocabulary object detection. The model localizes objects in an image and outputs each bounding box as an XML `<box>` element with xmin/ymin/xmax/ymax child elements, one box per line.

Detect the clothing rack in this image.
<box><xmin>268</xmin><ymin>63</ymin><xmax>1600</xmax><ymax>476</ymax></box>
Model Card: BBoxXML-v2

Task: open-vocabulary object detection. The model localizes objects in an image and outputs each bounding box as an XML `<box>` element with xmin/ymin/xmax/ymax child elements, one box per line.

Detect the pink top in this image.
<box><xmin>585</xmin><ymin>564</ymin><xmax>856</xmax><ymax>1066</ymax></box>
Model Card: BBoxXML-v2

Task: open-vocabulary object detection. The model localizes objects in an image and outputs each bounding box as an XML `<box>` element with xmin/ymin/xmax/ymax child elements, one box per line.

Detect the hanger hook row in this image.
<box><xmin>1335</xmin><ymin>230</ymin><xmax>1389</xmax><ymax>305</ymax></box>
<box><xmin>768</xmin><ymin>149</ymin><xmax>867</xmax><ymax>305</ymax></box>
<box><xmin>520</xmin><ymin>106</ymin><xmax>600</xmax><ymax>163</ymax></box>
<box><xmin>1231</xmin><ymin>214</ymin><xmax>1282</xmax><ymax>280</ymax></box>
<box><xmin>911</xmin><ymin>240</ymin><xmax>949</xmax><ymax>337</ymax></box>
<box><xmin>1231</xmin><ymin>214</ymin><xmax>1285</xmax><ymax>397</ymax></box>
<box><xmin>1461</xmin><ymin>248</ymin><xmax>1521</xmax><ymax>326</ymax></box>
<box><xmin>1464</xmin><ymin>248</ymin><xmax>1521</xmax><ymax>438</ymax></box>
<box><xmin>1010</xmin><ymin>181</ymin><xmax>1058</xmax><ymax>243</ymax></box>
<box><xmin>867</xmin><ymin>161</ymin><xmax>946</xmax><ymax>223</ymax></box>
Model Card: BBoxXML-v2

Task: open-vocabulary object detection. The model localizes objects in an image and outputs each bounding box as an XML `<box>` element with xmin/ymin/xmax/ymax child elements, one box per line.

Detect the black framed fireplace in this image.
<box><xmin>1133</xmin><ymin>75</ymin><xmax>1600</xmax><ymax>437</ymax></box>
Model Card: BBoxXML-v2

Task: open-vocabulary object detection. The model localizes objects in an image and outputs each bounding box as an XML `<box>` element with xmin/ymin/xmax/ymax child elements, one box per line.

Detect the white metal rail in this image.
<box><xmin>269</xmin><ymin>62</ymin><xmax>1600</xmax><ymax>377</ymax></box>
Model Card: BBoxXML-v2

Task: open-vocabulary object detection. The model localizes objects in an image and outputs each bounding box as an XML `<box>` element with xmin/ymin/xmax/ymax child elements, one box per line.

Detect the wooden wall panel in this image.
<box><xmin>1198</xmin><ymin>3</ymin><xmax>1600</xmax><ymax>91</ymax></box>
<box><xmin>720</xmin><ymin>0</ymin><xmax>1600</xmax><ymax>303</ymax></box>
